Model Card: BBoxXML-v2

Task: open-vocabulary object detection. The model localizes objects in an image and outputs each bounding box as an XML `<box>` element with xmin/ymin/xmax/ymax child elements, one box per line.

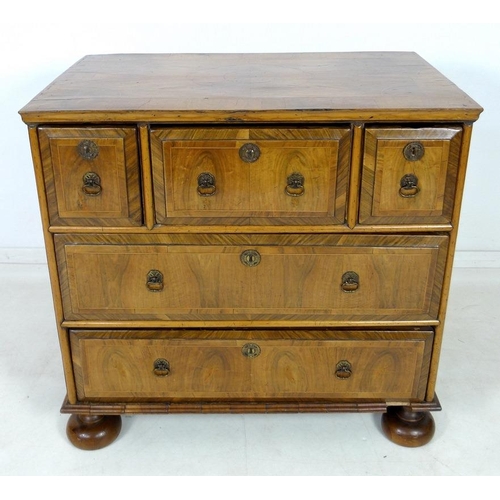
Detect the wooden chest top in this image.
<box><xmin>19</xmin><ymin>52</ymin><xmax>482</xmax><ymax>123</ymax></box>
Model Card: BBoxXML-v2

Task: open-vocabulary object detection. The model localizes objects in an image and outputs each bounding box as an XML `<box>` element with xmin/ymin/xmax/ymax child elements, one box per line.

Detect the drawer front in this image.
<box><xmin>56</xmin><ymin>234</ymin><xmax>448</xmax><ymax>322</ymax></box>
<box><xmin>39</xmin><ymin>127</ymin><xmax>142</xmax><ymax>226</ymax></box>
<box><xmin>359</xmin><ymin>127</ymin><xmax>462</xmax><ymax>225</ymax></box>
<box><xmin>150</xmin><ymin>127</ymin><xmax>350</xmax><ymax>224</ymax></box>
<box><xmin>70</xmin><ymin>329</ymin><xmax>433</xmax><ymax>401</ymax></box>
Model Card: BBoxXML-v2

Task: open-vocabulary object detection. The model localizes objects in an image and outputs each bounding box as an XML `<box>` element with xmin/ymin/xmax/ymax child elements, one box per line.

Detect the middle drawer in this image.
<box><xmin>150</xmin><ymin>127</ymin><xmax>351</xmax><ymax>225</ymax></box>
<box><xmin>55</xmin><ymin>234</ymin><xmax>448</xmax><ymax>323</ymax></box>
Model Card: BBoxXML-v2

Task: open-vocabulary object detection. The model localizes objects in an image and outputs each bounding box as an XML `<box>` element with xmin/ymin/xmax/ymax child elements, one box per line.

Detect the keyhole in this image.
<box><xmin>240</xmin><ymin>250</ymin><xmax>261</xmax><ymax>267</ymax></box>
<box><xmin>403</xmin><ymin>142</ymin><xmax>424</xmax><ymax>161</ymax></box>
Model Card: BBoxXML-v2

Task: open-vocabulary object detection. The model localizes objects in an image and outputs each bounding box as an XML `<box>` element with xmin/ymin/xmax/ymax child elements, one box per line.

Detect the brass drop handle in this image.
<box><xmin>341</xmin><ymin>271</ymin><xmax>359</xmax><ymax>292</ymax></box>
<box><xmin>285</xmin><ymin>172</ymin><xmax>305</xmax><ymax>197</ymax></box>
<box><xmin>153</xmin><ymin>358</ymin><xmax>170</xmax><ymax>376</ymax></box>
<box><xmin>146</xmin><ymin>270</ymin><xmax>164</xmax><ymax>292</ymax></box>
<box><xmin>240</xmin><ymin>250</ymin><xmax>261</xmax><ymax>267</ymax></box>
<box><xmin>82</xmin><ymin>172</ymin><xmax>102</xmax><ymax>196</ymax></box>
<box><xmin>399</xmin><ymin>173</ymin><xmax>420</xmax><ymax>198</ymax></box>
<box><xmin>197</xmin><ymin>172</ymin><xmax>216</xmax><ymax>197</ymax></box>
<box><xmin>335</xmin><ymin>360</ymin><xmax>352</xmax><ymax>379</ymax></box>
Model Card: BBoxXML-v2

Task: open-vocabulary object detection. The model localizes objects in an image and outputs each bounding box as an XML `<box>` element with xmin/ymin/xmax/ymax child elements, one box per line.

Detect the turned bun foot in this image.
<box><xmin>381</xmin><ymin>406</ymin><xmax>435</xmax><ymax>447</ymax></box>
<box><xmin>66</xmin><ymin>414</ymin><xmax>122</xmax><ymax>450</ymax></box>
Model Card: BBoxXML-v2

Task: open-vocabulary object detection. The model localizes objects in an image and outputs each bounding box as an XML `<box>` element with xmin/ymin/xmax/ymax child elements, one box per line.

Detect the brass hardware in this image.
<box><xmin>82</xmin><ymin>172</ymin><xmax>102</xmax><ymax>196</ymax></box>
<box><xmin>242</xmin><ymin>343</ymin><xmax>261</xmax><ymax>358</ymax></box>
<box><xmin>335</xmin><ymin>360</ymin><xmax>352</xmax><ymax>379</ymax></box>
<box><xmin>77</xmin><ymin>139</ymin><xmax>99</xmax><ymax>160</ymax></box>
<box><xmin>403</xmin><ymin>141</ymin><xmax>424</xmax><ymax>161</ymax></box>
<box><xmin>285</xmin><ymin>172</ymin><xmax>305</xmax><ymax>197</ymax></box>
<box><xmin>146</xmin><ymin>270</ymin><xmax>164</xmax><ymax>292</ymax></box>
<box><xmin>197</xmin><ymin>172</ymin><xmax>216</xmax><ymax>196</ymax></box>
<box><xmin>240</xmin><ymin>249</ymin><xmax>261</xmax><ymax>267</ymax></box>
<box><xmin>239</xmin><ymin>143</ymin><xmax>260</xmax><ymax>163</ymax></box>
<box><xmin>341</xmin><ymin>271</ymin><xmax>359</xmax><ymax>292</ymax></box>
<box><xmin>153</xmin><ymin>358</ymin><xmax>170</xmax><ymax>376</ymax></box>
<box><xmin>399</xmin><ymin>173</ymin><xmax>420</xmax><ymax>198</ymax></box>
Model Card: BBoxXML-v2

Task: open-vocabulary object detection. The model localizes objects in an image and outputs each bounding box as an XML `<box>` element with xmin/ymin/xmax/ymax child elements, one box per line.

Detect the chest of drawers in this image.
<box><xmin>20</xmin><ymin>52</ymin><xmax>482</xmax><ymax>450</ymax></box>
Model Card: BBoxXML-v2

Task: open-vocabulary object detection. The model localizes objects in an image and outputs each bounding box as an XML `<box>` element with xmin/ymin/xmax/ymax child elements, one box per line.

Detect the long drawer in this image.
<box><xmin>70</xmin><ymin>329</ymin><xmax>434</xmax><ymax>401</ymax></box>
<box><xmin>55</xmin><ymin>234</ymin><xmax>448</xmax><ymax>322</ymax></box>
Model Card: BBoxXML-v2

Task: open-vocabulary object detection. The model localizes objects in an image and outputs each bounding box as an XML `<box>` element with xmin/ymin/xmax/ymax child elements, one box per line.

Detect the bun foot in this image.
<box><xmin>381</xmin><ymin>406</ymin><xmax>435</xmax><ymax>447</ymax></box>
<box><xmin>66</xmin><ymin>414</ymin><xmax>122</xmax><ymax>450</ymax></box>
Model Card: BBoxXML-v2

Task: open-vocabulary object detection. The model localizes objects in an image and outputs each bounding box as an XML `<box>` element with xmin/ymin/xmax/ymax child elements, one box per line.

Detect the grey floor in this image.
<box><xmin>1</xmin><ymin>262</ymin><xmax>499</xmax><ymax>475</ymax></box>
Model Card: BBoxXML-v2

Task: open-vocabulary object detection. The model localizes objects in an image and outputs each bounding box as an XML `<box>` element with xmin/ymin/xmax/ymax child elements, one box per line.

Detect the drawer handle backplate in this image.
<box><xmin>239</xmin><ymin>143</ymin><xmax>261</xmax><ymax>163</ymax></box>
<box><xmin>197</xmin><ymin>172</ymin><xmax>216</xmax><ymax>197</ymax></box>
<box><xmin>285</xmin><ymin>172</ymin><xmax>305</xmax><ymax>197</ymax></box>
<box><xmin>403</xmin><ymin>141</ymin><xmax>424</xmax><ymax>161</ymax></box>
<box><xmin>341</xmin><ymin>271</ymin><xmax>359</xmax><ymax>292</ymax></box>
<box><xmin>153</xmin><ymin>358</ymin><xmax>170</xmax><ymax>376</ymax></box>
<box><xmin>146</xmin><ymin>269</ymin><xmax>164</xmax><ymax>292</ymax></box>
<box><xmin>335</xmin><ymin>360</ymin><xmax>352</xmax><ymax>379</ymax></box>
<box><xmin>399</xmin><ymin>173</ymin><xmax>420</xmax><ymax>198</ymax></box>
<box><xmin>240</xmin><ymin>250</ymin><xmax>261</xmax><ymax>267</ymax></box>
<box><xmin>77</xmin><ymin>139</ymin><xmax>99</xmax><ymax>160</ymax></box>
<box><xmin>82</xmin><ymin>172</ymin><xmax>102</xmax><ymax>196</ymax></box>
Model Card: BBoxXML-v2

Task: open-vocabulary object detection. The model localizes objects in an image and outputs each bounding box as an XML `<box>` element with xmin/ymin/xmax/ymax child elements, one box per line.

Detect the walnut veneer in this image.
<box><xmin>20</xmin><ymin>52</ymin><xmax>482</xmax><ymax>450</ymax></box>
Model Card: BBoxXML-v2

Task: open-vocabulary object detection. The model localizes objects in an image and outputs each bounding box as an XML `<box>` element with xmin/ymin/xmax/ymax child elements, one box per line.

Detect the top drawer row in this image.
<box><xmin>38</xmin><ymin>125</ymin><xmax>463</xmax><ymax>227</ymax></box>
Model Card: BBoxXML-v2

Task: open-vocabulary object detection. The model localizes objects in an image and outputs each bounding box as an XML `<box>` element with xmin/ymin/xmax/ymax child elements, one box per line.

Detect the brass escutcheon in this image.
<box><xmin>242</xmin><ymin>343</ymin><xmax>261</xmax><ymax>358</ymax></box>
<box><xmin>240</xmin><ymin>250</ymin><xmax>261</xmax><ymax>267</ymax></box>
<box><xmin>77</xmin><ymin>139</ymin><xmax>99</xmax><ymax>160</ymax></box>
<box><xmin>239</xmin><ymin>143</ymin><xmax>261</xmax><ymax>163</ymax></box>
<box><xmin>403</xmin><ymin>141</ymin><xmax>424</xmax><ymax>161</ymax></box>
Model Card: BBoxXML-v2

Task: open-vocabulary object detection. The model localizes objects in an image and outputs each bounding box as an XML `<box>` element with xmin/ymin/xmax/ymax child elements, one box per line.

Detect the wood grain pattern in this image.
<box><xmin>70</xmin><ymin>329</ymin><xmax>433</xmax><ymax>401</ymax></box>
<box><xmin>425</xmin><ymin>123</ymin><xmax>474</xmax><ymax>401</ymax></box>
<box><xmin>28</xmin><ymin>127</ymin><xmax>77</xmax><ymax>403</ymax></box>
<box><xmin>38</xmin><ymin>127</ymin><xmax>142</xmax><ymax>226</ymax></box>
<box><xmin>359</xmin><ymin>127</ymin><xmax>462</xmax><ymax>224</ymax></box>
<box><xmin>55</xmin><ymin>233</ymin><xmax>448</xmax><ymax>322</ymax></box>
<box><xmin>151</xmin><ymin>127</ymin><xmax>350</xmax><ymax>224</ymax></box>
<box><xmin>19</xmin><ymin>53</ymin><xmax>482</xmax><ymax>123</ymax></box>
<box><xmin>61</xmin><ymin>395</ymin><xmax>442</xmax><ymax>415</ymax></box>
<box><xmin>138</xmin><ymin>124</ymin><xmax>155</xmax><ymax>230</ymax></box>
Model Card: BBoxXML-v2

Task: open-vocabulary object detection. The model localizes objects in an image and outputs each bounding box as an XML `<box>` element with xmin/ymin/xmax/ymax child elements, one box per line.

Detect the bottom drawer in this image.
<box><xmin>70</xmin><ymin>329</ymin><xmax>433</xmax><ymax>402</ymax></box>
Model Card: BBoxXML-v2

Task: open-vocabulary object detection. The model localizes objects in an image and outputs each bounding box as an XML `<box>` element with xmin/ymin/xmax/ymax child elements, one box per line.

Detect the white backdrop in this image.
<box><xmin>1</xmin><ymin>15</ymin><xmax>498</xmax><ymax>258</ymax></box>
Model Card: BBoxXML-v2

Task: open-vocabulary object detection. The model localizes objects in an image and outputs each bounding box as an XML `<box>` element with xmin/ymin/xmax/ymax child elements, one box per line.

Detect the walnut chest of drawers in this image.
<box><xmin>20</xmin><ymin>52</ymin><xmax>482</xmax><ymax>450</ymax></box>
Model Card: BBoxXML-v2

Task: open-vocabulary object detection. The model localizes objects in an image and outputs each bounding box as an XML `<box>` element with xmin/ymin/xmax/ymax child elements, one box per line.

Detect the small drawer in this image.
<box><xmin>56</xmin><ymin>233</ymin><xmax>448</xmax><ymax>322</ymax></box>
<box><xmin>150</xmin><ymin>127</ymin><xmax>351</xmax><ymax>225</ymax></box>
<box><xmin>38</xmin><ymin>127</ymin><xmax>142</xmax><ymax>226</ymax></box>
<box><xmin>70</xmin><ymin>329</ymin><xmax>433</xmax><ymax>401</ymax></box>
<box><xmin>359</xmin><ymin>127</ymin><xmax>462</xmax><ymax>225</ymax></box>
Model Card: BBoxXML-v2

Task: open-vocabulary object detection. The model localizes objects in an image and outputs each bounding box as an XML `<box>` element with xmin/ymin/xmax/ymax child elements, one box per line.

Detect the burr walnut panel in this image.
<box><xmin>359</xmin><ymin>127</ymin><xmax>462</xmax><ymax>225</ymax></box>
<box><xmin>151</xmin><ymin>127</ymin><xmax>351</xmax><ymax>225</ymax></box>
<box><xmin>70</xmin><ymin>329</ymin><xmax>433</xmax><ymax>401</ymax></box>
<box><xmin>55</xmin><ymin>234</ymin><xmax>448</xmax><ymax>322</ymax></box>
<box><xmin>38</xmin><ymin>127</ymin><xmax>142</xmax><ymax>227</ymax></box>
